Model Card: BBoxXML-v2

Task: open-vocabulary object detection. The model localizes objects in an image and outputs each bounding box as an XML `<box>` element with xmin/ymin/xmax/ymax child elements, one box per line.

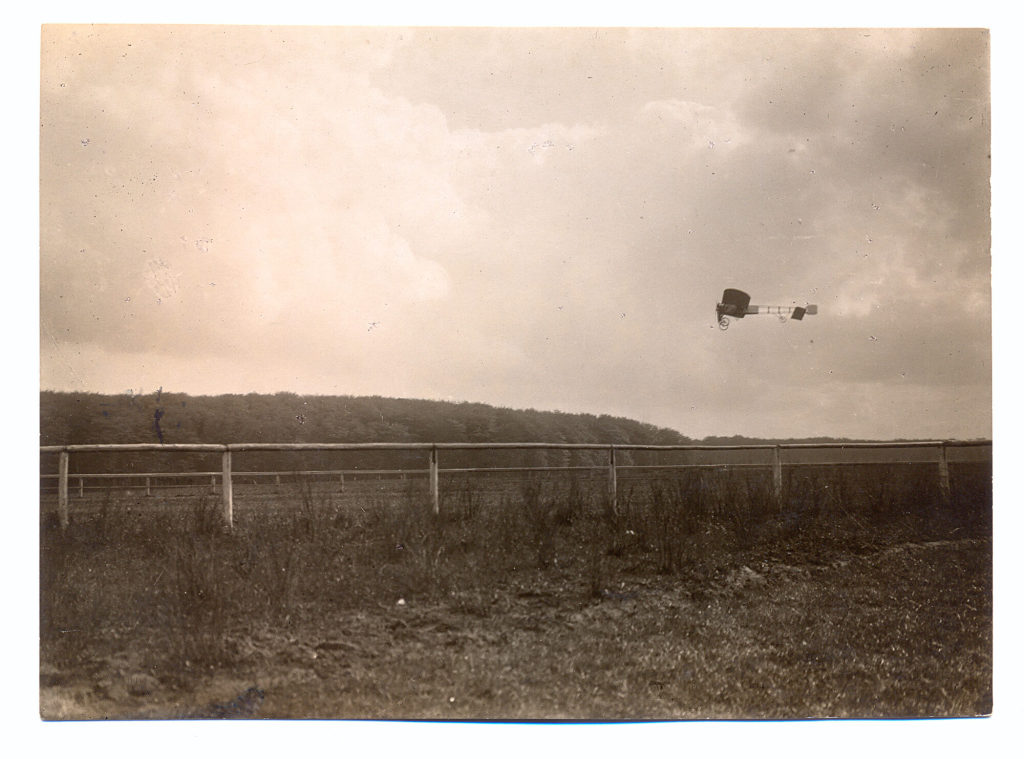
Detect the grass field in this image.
<box><xmin>39</xmin><ymin>463</ymin><xmax>992</xmax><ymax>720</ymax></box>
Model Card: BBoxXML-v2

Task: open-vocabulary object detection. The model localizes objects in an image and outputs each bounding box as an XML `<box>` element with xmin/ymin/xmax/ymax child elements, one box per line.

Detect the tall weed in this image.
<box><xmin>170</xmin><ymin>528</ymin><xmax>232</xmax><ymax>670</ymax></box>
<box><xmin>376</xmin><ymin>492</ymin><xmax>449</xmax><ymax>598</ymax></box>
<box><xmin>518</xmin><ymin>476</ymin><xmax>557</xmax><ymax>569</ymax></box>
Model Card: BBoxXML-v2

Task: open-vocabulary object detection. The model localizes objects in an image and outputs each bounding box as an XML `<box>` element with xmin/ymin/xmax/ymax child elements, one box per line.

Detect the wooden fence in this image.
<box><xmin>39</xmin><ymin>440</ymin><xmax>991</xmax><ymax>530</ymax></box>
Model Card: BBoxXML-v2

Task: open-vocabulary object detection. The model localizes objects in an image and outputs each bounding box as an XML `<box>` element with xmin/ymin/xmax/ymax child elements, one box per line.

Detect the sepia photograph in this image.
<box><xmin>37</xmin><ymin>21</ymin><xmax>994</xmax><ymax>726</ymax></box>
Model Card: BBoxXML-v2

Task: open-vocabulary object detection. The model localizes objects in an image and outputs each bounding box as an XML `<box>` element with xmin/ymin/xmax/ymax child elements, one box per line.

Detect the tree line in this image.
<box><xmin>40</xmin><ymin>390</ymin><xmax>892</xmax><ymax>475</ymax></box>
<box><xmin>40</xmin><ymin>390</ymin><xmax>697</xmax><ymax>473</ymax></box>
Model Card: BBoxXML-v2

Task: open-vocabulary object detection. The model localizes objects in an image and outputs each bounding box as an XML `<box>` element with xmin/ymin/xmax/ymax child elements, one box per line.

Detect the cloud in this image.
<box><xmin>42</xmin><ymin>27</ymin><xmax>462</xmax><ymax>352</ymax></box>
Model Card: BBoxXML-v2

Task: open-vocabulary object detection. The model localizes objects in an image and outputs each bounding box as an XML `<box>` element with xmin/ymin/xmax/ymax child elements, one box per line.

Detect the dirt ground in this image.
<box><xmin>39</xmin><ymin>536</ymin><xmax>991</xmax><ymax>721</ymax></box>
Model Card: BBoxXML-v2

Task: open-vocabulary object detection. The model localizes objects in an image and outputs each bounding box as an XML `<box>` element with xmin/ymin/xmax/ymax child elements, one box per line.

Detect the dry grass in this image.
<box><xmin>39</xmin><ymin>464</ymin><xmax>991</xmax><ymax>720</ymax></box>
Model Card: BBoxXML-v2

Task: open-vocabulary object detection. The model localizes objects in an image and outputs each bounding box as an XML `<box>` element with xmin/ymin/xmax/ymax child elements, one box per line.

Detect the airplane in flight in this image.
<box><xmin>716</xmin><ymin>288</ymin><xmax>818</xmax><ymax>330</ymax></box>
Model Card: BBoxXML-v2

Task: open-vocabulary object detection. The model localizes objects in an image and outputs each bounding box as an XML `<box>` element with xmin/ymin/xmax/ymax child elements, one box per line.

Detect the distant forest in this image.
<box><xmin>39</xmin><ymin>390</ymin><xmax>865</xmax><ymax>473</ymax></box>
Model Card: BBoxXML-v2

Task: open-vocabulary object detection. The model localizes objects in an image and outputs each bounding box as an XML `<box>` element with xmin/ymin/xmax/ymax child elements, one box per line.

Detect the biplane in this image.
<box><xmin>716</xmin><ymin>288</ymin><xmax>818</xmax><ymax>330</ymax></box>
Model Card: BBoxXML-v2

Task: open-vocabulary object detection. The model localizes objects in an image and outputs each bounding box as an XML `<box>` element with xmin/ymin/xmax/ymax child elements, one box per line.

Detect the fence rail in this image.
<box><xmin>40</xmin><ymin>440</ymin><xmax>992</xmax><ymax>529</ymax></box>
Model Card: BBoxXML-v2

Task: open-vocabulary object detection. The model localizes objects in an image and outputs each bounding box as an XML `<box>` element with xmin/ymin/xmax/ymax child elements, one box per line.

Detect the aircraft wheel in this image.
<box><xmin>718</xmin><ymin>317</ymin><xmax>730</xmax><ymax>330</ymax></box>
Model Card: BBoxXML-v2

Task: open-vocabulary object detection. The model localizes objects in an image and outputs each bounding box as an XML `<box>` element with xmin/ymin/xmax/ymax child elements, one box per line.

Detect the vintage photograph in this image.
<box><xmin>39</xmin><ymin>25</ymin><xmax>991</xmax><ymax>721</ymax></box>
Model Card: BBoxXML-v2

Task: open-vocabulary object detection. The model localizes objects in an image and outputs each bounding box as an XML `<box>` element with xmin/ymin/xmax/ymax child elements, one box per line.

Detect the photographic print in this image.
<box><xmin>39</xmin><ymin>25</ymin><xmax>992</xmax><ymax>721</ymax></box>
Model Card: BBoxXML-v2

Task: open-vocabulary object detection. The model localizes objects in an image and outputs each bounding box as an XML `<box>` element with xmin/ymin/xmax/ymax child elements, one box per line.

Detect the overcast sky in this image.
<box><xmin>39</xmin><ymin>25</ymin><xmax>991</xmax><ymax>440</ymax></box>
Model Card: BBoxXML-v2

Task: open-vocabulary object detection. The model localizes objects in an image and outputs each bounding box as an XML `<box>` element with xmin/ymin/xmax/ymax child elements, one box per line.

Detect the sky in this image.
<box><xmin>39</xmin><ymin>25</ymin><xmax>992</xmax><ymax>440</ymax></box>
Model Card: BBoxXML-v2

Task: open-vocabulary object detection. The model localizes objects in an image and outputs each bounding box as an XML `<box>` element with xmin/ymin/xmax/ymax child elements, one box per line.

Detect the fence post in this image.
<box><xmin>222</xmin><ymin>449</ymin><xmax>233</xmax><ymax>528</ymax></box>
<box><xmin>340</xmin><ymin>473</ymin><xmax>345</xmax><ymax>492</ymax></box>
<box><xmin>429</xmin><ymin>446</ymin><xmax>439</xmax><ymax>515</ymax></box>
<box><xmin>78</xmin><ymin>477</ymin><xmax>84</xmax><ymax>498</ymax></box>
<box><xmin>938</xmin><ymin>442</ymin><xmax>951</xmax><ymax>504</ymax></box>
<box><xmin>608</xmin><ymin>445</ymin><xmax>618</xmax><ymax>515</ymax></box>
<box><xmin>58</xmin><ymin>450</ymin><xmax>70</xmax><ymax>530</ymax></box>
<box><xmin>772</xmin><ymin>445</ymin><xmax>783</xmax><ymax>501</ymax></box>
<box><xmin>145</xmin><ymin>476</ymin><xmax>152</xmax><ymax>497</ymax></box>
